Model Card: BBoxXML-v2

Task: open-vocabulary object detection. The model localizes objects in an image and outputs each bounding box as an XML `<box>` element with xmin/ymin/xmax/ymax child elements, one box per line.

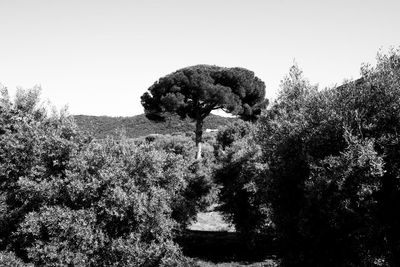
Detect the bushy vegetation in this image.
<box><xmin>141</xmin><ymin>64</ymin><xmax>267</xmax><ymax>159</ymax></box>
<box><xmin>215</xmin><ymin>48</ymin><xmax>400</xmax><ymax>266</ymax></box>
<box><xmin>136</xmin><ymin>133</ymin><xmax>218</xmax><ymax>227</ymax></box>
<box><xmin>214</xmin><ymin>121</ymin><xmax>271</xmax><ymax>236</ymax></box>
<box><xmin>3</xmin><ymin>47</ymin><xmax>400</xmax><ymax>266</ymax></box>
<box><xmin>0</xmin><ymin>87</ymin><xmax>209</xmax><ymax>266</ymax></box>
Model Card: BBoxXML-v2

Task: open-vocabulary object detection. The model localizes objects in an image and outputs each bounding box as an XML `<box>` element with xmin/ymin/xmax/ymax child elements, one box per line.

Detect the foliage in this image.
<box><xmin>214</xmin><ymin>121</ymin><xmax>271</xmax><ymax>237</ymax></box>
<box><xmin>253</xmin><ymin>50</ymin><xmax>400</xmax><ymax>266</ymax></box>
<box><xmin>141</xmin><ymin>65</ymin><xmax>267</xmax><ymax>158</ymax></box>
<box><xmin>213</xmin><ymin>53</ymin><xmax>400</xmax><ymax>265</ymax></box>
<box><xmin>16</xmin><ymin>139</ymin><xmax>189</xmax><ymax>266</ymax></box>
<box><xmin>137</xmin><ymin>133</ymin><xmax>218</xmax><ymax>227</ymax></box>
<box><xmin>141</xmin><ymin>133</ymin><xmax>197</xmax><ymax>159</ymax></box>
<box><xmin>0</xmin><ymin>87</ymin><xmax>193</xmax><ymax>266</ymax></box>
<box><xmin>0</xmin><ymin>251</ymin><xmax>31</xmax><ymax>267</ymax></box>
<box><xmin>300</xmin><ymin>131</ymin><xmax>384</xmax><ymax>266</ymax></box>
<box><xmin>214</xmin><ymin>120</ymin><xmax>252</xmax><ymax>152</ymax></box>
<box><xmin>4</xmin><ymin>49</ymin><xmax>400</xmax><ymax>266</ymax></box>
<box><xmin>0</xmin><ymin>87</ymin><xmax>88</xmax><ymax>253</ymax></box>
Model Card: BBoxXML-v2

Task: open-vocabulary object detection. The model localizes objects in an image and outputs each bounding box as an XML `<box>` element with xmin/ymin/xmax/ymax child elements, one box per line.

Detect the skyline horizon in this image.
<box><xmin>1</xmin><ymin>0</ymin><xmax>399</xmax><ymax>116</ymax></box>
<box><xmin>0</xmin><ymin>55</ymin><xmax>383</xmax><ymax>118</ymax></box>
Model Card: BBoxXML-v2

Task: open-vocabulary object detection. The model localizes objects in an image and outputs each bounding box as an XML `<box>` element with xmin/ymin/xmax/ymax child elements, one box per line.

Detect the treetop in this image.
<box><xmin>141</xmin><ymin>64</ymin><xmax>267</xmax><ymax>122</ymax></box>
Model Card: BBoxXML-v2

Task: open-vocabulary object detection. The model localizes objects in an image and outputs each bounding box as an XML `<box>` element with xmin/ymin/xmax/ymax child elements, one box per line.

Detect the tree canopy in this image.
<box><xmin>215</xmin><ymin>48</ymin><xmax>400</xmax><ymax>266</ymax></box>
<box><xmin>141</xmin><ymin>64</ymin><xmax>267</xmax><ymax>159</ymax></box>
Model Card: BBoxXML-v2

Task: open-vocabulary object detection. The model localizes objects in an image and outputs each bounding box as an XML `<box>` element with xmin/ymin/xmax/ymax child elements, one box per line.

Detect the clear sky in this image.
<box><xmin>1</xmin><ymin>0</ymin><xmax>399</xmax><ymax>116</ymax></box>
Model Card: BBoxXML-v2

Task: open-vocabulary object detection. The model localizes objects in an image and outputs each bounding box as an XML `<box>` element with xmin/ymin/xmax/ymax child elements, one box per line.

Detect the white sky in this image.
<box><xmin>1</xmin><ymin>0</ymin><xmax>399</xmax><ymax>116</ymax></box>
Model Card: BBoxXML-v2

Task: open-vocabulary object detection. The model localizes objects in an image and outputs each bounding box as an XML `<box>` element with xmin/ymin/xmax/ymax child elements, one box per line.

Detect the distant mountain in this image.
<box><xmin>73</xmin><ymin>113</ymin><xmax>236</xmax><ymax>139</ymax></box>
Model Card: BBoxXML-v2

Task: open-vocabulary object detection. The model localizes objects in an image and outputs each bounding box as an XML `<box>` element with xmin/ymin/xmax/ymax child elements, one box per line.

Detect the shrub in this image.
<box><xmin>138</xmin><ymin>133</ymin><xmax>218</xmax><ymax>228</ymax></box>
<box><xmin>255</xmin><ymin>51</ymin><xmax>400</xmax><ymax>266</ymax></box>
<box><xmin>214</xmin><ymin>129</ymin><xmax>271</xmax><ymax>236</ymax></box>
<box><xmin>0</xmin><ymin>87</ymin><xmax>191</xmax><ymax>266</ymax></box>
<box><xmin>215</xmin><ymin>53</ymin><xmax>400</xmax><ymax>265</ymax></box>
<box><xmin>0</xmin><ymin>251</ymin><xmax>31</xmax><ymax>267</ymax></box>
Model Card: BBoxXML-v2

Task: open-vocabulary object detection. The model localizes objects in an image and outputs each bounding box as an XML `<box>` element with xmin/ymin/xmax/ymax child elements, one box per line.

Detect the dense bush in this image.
<box><xmin>16</xmin><ymin>139</ymin><xmax>190</xmax><ymax>266</ymax></box>
<box><xmin>4</xmin><ymin>48</ymin><xmax>400</xmax><ymax>266</ymax></box>
<box><xmin>256</xmin><ymin>51</ymin><xmax>400</xmax><ymax>266</ymax></box>
<box><xmin>138</xmin><ymin>133</ymin><xmax>217</xmax><ymax>227</ymax></box>
<box><xmin>0</xmin><ymin>87</ymin><xmax>192</xmax><ymax>266</ymax></box>
<box><xmin>215</xmin><ymin>50</ymin><xmax>400</xmax><ymax>266</ymax></box>
<box><xmin>0</xmin><ymin>251</ymin><xmax>31</xmax><ymax>267</ymax></box>
<box><xmin>214</xmin><ymin>121</ymin><xmax>272</xmax><ymax>236</ymax></box>
<box><xmin>214</xmin><ymin>120</ymin><xmax>252</xmax><ymax>152</ymax></box>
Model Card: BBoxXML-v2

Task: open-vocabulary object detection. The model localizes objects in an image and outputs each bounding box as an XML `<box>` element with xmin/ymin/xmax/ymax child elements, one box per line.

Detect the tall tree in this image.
<box><xmin>141</xmin><ymin>65</ymin><xmax>267</xmax><ymax>159</ymax></box>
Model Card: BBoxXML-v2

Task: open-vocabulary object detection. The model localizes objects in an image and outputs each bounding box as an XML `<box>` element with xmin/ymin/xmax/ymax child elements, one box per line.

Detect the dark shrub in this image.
<box><xmin>0</xmin><ymin>87</ymin><xmax>191</xmax><ymax>266</ymax></box>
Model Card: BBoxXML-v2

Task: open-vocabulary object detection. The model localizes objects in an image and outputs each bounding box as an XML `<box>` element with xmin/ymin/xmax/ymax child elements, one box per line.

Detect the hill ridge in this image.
<box><xmin>73</xmin><ymin>113</ymin><xmax>235</xmax><ymax>139</ymax></box>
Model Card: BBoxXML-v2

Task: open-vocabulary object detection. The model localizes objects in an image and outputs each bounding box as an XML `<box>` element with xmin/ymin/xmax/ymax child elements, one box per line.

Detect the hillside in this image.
<box><xmin>73</xmin><ymin>113</ymin><xmax>236</xmax><ymax>139</ymax></box>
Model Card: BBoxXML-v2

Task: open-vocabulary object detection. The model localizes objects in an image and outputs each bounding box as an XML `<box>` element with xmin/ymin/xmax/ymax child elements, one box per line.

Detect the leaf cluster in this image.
<box><xmin>0</xmin><ymin>87</ymin><xmax>196</xmax><ymax>266</ymax></box>
<box><xmin>259</xmin><ymin>51</ymin><xmax>400</xmax><ymax>266</ymax></box>
<box><xmin>215</xmin><ymin>49</ymin><xmax>400</xmax><ymax>266</ymax></box>
<box><xmin>141</xmin><ymin>65</ymin><xmax>267</xmax><ymax>122</ymax></box>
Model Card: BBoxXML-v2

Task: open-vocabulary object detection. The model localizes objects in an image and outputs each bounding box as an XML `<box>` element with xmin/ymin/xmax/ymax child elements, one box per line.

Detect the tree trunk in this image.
<box><xmin>195</xmin><ymin>119</ymin><xmax>203</xmax><ymax>160</ymax></box>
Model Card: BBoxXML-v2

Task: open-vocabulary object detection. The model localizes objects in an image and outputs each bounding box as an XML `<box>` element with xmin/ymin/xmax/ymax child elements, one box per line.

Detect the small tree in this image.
<box><xmin>0</xmin><ymin>87</ymin><xmax>193</xmax><ymax>266</ymax></box>
<box><xmin>214</xmin><ymin>121</ymin><xmax>271</xmax><ymax>236</ymax></box>
<box><xmin>141</xmin><ymin>65</ymin><xmax>267</xmax><ymax>159</ymax></box>
<box><xmin>253</xmin><ymin>51</ymin><xmax>400</xmax><ymax>266</ymax></box>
